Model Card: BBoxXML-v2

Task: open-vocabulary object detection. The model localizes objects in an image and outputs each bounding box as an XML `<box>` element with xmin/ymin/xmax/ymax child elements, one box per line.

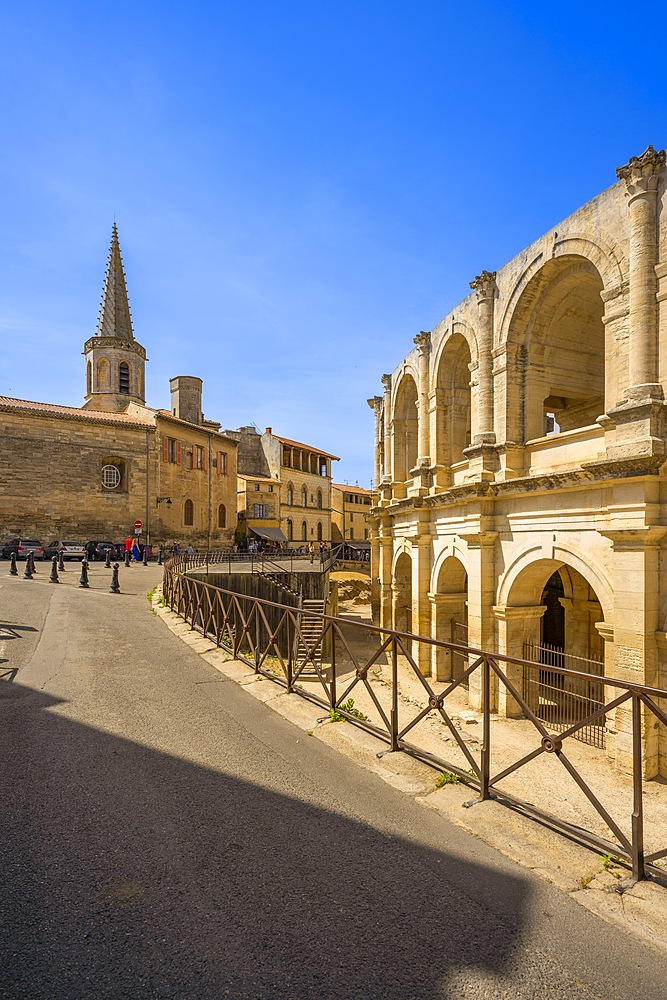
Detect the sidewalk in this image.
<box><xmin>153</xmin><ymin>584</ymin><xmax>667</xmax><ymax>955</ymax></box>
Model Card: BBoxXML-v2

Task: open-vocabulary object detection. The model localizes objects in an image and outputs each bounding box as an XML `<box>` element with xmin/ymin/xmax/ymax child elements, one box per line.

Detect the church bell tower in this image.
<box><xmin>83</xmin><ymin>224</ymin><xmax>147</xmax><ymax>412</ymax></box>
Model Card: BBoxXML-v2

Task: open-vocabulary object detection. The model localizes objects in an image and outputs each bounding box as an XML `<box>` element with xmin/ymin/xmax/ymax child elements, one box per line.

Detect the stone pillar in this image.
<box><xmin>601</xmin><ymin>525</ymin><xmax>667</xmax><ymax>777</ymax></box>
<box><xmin>462</xmin><ymin>530</ymin><xmax>498</xmax><ymax>711</ymax></box>
<box><xmin>368</xmin><ymin>395</ymin><xmax>383</xmax><ymax>489</ymax></box>
<box><xmin>409</xmin><ymin>332</ymin><xmax>433</xmax><ymax>495</ymax></box>
<box><xmin>380</xmin><ymin>374</ymin><xmax>393</xmax><ymax>504</ymax></box>
<box><xmin>378</xmin><ymin>531</ymin><xmax>393</xmax><ymax>630</ymax></box>
<box><xmin>616</xmin><ymin>146</ymin><xmax>665</xmax><ymax>395</ymax></box>
<box><xmin>606</xmin><ymin>147</ymin><xmax>667</xmax><ymax>461</ymax></box>
<box><xmin>411</xmin><ymin>529</ymin><xmax>432</xmax><ymax>676</ymax></box>
<box><xmin>469</xmin><ymin>270</ymin><xmax>497</xmax><ymax>442</ymax></box>
<box><xmin>493</xmin><ymin>605</ymin><xmax>546</xmax><ymax>718</ymax></box>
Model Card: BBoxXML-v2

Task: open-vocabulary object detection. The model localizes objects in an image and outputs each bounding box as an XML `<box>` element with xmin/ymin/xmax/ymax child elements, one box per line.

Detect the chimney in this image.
<box><xmin>265</xmin><ymin>427</ymin><xmax>272</xmax><ymax>434</ymax></box>
<box><xmin>170</xmin><ymin>376</ymin><xmax>203</xmax><ymax>425</ymax></box>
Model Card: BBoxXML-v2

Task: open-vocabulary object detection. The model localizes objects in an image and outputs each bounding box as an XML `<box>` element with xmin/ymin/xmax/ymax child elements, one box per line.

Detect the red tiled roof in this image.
<box><xmin>273</xmin><ymin>434</ymin><xmax>340</xmax><ymax>461</ymax></box>
<box><xmin>155</xmin><ymin>409</ymin><xmax>237</xmax><ymax>443</ymax></box>
<box><xmin>332</xmin><ymin>483</ymin><xmax>373</xmax><ymax>494</ymax></box>
<box><xmin>0</xmin><ymin>396</ymin><xmax>155</xmax><ymax>428</ymax></box>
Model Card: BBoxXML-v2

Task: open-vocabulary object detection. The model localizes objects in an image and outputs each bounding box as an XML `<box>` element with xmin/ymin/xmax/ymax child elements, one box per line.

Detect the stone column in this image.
<box><xmin>616</xmin><ymin>146</ymin><xmax>665</xmax><ymax>396</ymax></box>
<box><xmin>493</xmin><ymin>605</ymin><xmax>546</xmax><ymax>718</ymax></box>
<box><xmin>462</xmin><ymin>529</ymin><xmax>498</xmax><ymax>711</ymax></box>
<box><xmin>380</xmin><ymin>374</ymin><xmax>393</xmax><ymax>503</ymax></box>
<box><xmin>367</xmin><ymin>395</ymin><xmax>383</xmax><ymax>489</ymax></box>
<box><xmin>378</xmin><ymin>530</ymin><xmax>393</xmax><ymax>630</ymax></box>
<box><xmin>411</xmin><ymin>526</ymin><xmax>432</xmax><ymax>676</ymax></box>
<box><xmin>464</xmin><ymin>271</ymin><xmax>498</xmax><ymax>481</ymax></box>
<box><xmin>469</xmin><ymin>270</ymin><xmax>497</xmax><ymax>443</ymax></box>
<box><xmin>600</xmin><ymin>525</ymin><xmax>667</xmax><ymax>777</ymax></box>
<box><xmin>409</xmin><ymin>332</ymin><xmax>433</xmax><ymax>496</ymax></box>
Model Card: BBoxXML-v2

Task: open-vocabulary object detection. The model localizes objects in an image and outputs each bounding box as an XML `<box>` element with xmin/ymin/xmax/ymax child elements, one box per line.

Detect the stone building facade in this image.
<box><xmin>368</xmin><ymin>145</ymin><xmax>667</xmax><ymax>776</ymax></box>
<box><xmin>225</xmin><ymin>426</ymin><xmax>339</xmax><ymax>546</ymax></box>
<box><xmin>0</xmin><ymin>227</ymin><xmax>237</xmax><ymax>548</ymax></box>
<box><xmin>331</xmin><ymin>484</ymin><xmax>373</xmax><ymax>543</ymax></box>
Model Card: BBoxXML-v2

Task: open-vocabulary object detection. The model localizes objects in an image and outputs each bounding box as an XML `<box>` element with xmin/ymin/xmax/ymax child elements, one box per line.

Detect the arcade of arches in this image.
<box><xmin>368</xmin><ymin>146</ymin><xmax>667</xmax><ymax>776</ymax></box>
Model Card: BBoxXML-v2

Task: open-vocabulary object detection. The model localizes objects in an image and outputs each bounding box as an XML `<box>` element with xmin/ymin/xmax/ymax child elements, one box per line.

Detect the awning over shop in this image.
<box><xmin>346</xmin><ymin>541</ymin><xmax>371</xmax><ymax>551</ymax></box>
<box><xmin>250</xmin><ymin>526</ymin><xmax>288</xmax><ymax>543</ymax></box>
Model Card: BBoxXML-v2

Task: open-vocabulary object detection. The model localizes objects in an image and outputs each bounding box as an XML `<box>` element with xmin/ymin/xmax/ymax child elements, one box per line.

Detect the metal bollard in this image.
<box><xmin>58</xmin><ymin>549</ymin><xmax>65</xmax><ymax>572</ymax></box>
<box><xmin>124</xmin><ymin>550</ymin><xmax>130</xmax><ymax>568</ymax></box>
<box><xmin>23</xmin><ymin>553</ymin><xmax>33</xmax><ymax>579</ymax></box>
<box><xmin>105</xmin><ymin>548</ymin><xmax>111</xmax><ymax>569</ymax></box>
<box><xmin>158</xmin><ymin>547</ymin><xmax>163</xmax><ymax>566</ymax></box>
<box><xmin>79</xmin><ymin>558</ymin><xmax>90</xmax><ymax>589</ymax></box>
<box><xmin>143</xmin><ymin>547</ymin><xmax>148</xmax><ymax>567</ymax></box>
<box><xmin>49</xmin><ymin>555</ymin><xmax>59</xmax><ymax>584</ymax></box>
<box><xmin>9</xmin><ymin>552</ymin><xmax>18</xmax><ymax>576</ymax></box>
<box><xmin>109</xmin><ymin>563</ymin><xmax>121</xmax><ymax>594</ymax></box>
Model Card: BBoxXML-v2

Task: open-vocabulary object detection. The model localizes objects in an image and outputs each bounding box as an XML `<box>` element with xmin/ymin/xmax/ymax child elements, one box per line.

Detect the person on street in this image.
<box><xmin>309</xmin><ymin>542</ymin><xmax>315</xmax><ymax>564</ymax></box>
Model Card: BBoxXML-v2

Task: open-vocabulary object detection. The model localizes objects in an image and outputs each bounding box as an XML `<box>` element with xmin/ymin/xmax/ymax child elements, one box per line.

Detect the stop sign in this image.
<box><xmin>134</xmin><ymin>520</ymin><xmax>143</xmax><ymax>530</ymax></box>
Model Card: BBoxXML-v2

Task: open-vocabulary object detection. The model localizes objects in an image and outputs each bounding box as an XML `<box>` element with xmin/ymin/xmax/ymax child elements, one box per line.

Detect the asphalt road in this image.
<box><xmin>1</xmin><ymin>563</ymin><xmax>665</xmax><ymax>999</ymax></box>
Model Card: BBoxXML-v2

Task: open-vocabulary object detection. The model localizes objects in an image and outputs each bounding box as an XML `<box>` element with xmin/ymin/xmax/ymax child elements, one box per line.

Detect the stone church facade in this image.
<box><xmin>0</xmin><ymin>226</ymin><xmax>237</xmax><ymax>548</ymax></box>
<box><xmin>368</xmin><ymin>145</ymin><xmax>667</xmax><ymax>776</ymax></box>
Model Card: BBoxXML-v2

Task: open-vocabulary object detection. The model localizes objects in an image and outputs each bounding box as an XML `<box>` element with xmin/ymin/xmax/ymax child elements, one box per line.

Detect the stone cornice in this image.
<box><xmin>84</xmin><ymin>335</ymin><xmax>147</xmax><ymax>360</ymax></box>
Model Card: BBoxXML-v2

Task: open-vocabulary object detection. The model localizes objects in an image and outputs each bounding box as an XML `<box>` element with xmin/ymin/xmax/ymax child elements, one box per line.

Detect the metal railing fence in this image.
<box><xmin>163</xmin><ymin>560</ymin><xmax>667</xmax><ymax>887</ymax></box>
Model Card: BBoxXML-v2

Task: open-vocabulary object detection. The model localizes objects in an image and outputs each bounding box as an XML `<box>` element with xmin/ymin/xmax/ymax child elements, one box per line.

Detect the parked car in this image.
<box><xmin>86</xmin><ymin>540</ymin><xmax>123</xmax><ymax>561</ymax></box>
<box><xmin>43</xmin><ymin>540</ymin><xmax>86</xmax><ymax>561</ymax></box>
<box><xmin>1</xmin><ymin>538</ymin><xmax>45</xmax><ymax>560</ymax></box>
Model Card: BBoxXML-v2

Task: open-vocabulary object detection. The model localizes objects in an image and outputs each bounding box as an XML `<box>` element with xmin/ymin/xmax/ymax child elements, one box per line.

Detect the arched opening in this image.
<box><xmin>392</xmin><ymin>374</ymin><xmax>419</xmax><ymax>483</ymax></box>
<box><xmin>502</xmin><ymin>558</ymin><xmax>606</xmax><ymax>744</ymax></box>
<box><xmin>316</xmin><ymin>489</ymin><xmax>322</xmax><ymax>509</ymax></box>
<box><xmin>434</xmin><ymin>334</ymin><xmax>472</xmax><ymax>481</ymax></box>
<box><xmin>433</xmin><ymin>556</ymin><xmax>469</xmax><ymax>683</ymax></box>
<box><xmin>287</xmin><ymin>483</ymin><xmax>294</xmax><ymax>506</ymax></box>
<box><xmin>119</xmin><ymin>362</ymin><xmax>130</xmax><ymax>395</ymax></box>
<box><xmin>184</xmin><ymin>499</ymin><xmax>194</xmax><ymax>527</ymax></box>
<box><xmin>287</xmin><ymin>519</ymin><xmax>293</xmax><ymax>541</ymax></box>
<box><xmin>507</xmin><ymin>256</ymin><xmax>605</xmax><ymax>442</ymax></box>
<box><xmin>86</xmin><ymin>361</ymin><xmax>92</xmax><ymax>396</ymax></box>
<box><xmin>301</xmin><ymin>520</ymin><xmax>307</xmax><ymax>541</ymax></box>
<box><xmin>217</xmin><ymin>504</ymin><xmax>226</xmax><ymax>529</ymax></box>
<box><xmin>301</xmin><ymin>486</ymin><xmax>307</xmax><ymax>507</ymax></box>
<box><xmin>393</xmin><ymin>552</ymin><xmax>413</xmax><ymax>637</ymax></box>
<box><xmin>317</xmin><ymin>521</ymin><xmax>322</xmax><ymax>541</ymax></box>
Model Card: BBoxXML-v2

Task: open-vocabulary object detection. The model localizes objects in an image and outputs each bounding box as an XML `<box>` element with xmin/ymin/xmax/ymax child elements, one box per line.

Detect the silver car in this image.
<box><xmin>44</xmin><ymin>540</ymin><xmax>86</xmax><ymax>561</ymax></box>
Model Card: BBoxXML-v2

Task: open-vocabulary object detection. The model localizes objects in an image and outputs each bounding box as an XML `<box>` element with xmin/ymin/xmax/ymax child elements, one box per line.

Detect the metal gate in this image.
<box><xmin>523</xmin><ymin>641</ymin><xmax>605</xmax><ymax>748</ymax></box>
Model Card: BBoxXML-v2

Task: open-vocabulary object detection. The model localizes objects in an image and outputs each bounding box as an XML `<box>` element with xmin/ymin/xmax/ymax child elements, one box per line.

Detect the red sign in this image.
<box><xmin>134</xmin><ymin>520</ymin><xmax>143</xmax><ymax>530</ymax></box>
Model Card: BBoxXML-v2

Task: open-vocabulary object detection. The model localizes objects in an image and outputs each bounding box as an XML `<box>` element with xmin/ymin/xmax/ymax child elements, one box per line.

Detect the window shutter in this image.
<box><xmin>163</xmin><ymin>436</ymin><xmax>169</xmax><ymax>462</ymax></box>
<box><xmin>203</xmin><ymin>446</ymin><xmax>208</xmax><ymax>472</ymax></box>
<box><xmin>176</xmin><ymin>440</ymin><xmax>182</xmax><ymax>465</ymax></box>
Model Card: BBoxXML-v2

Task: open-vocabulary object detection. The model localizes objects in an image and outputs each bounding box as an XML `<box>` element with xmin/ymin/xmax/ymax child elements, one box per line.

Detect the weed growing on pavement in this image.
<box><xmin>599</xmin><ymin>854</ymin><xmax>622</xmax><ymax>879</ymax></box>
<box><xmin>147</xmin><ymin>586</ymin><xmax>157</xmax><ymax>602</ymax></box>
<box><xmin>579</xmin><ymin>875</ymin><xmax>595</xmax><ymax>889</ymax></box>
<box><xmin>328</xmin><ymin>697</ymin><xmax>369</xmax><ymax>723</ymax></box>
<box><xmin>435</xmin><ymin>769</ymin><xmax>475</xmax><ymax>788</ymax></box>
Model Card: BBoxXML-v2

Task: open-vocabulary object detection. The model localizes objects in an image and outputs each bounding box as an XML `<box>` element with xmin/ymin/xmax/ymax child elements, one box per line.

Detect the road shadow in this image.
<box><xmin>0</xmin><ymin>684</ymin><xmax>530</xmax><ymax>999</ymax></box>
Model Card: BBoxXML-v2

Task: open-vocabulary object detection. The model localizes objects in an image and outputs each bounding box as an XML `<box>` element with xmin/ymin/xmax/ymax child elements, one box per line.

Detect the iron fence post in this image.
<box><xmin>255</xmin><ymin>604</ymin><xmax>260</xmax><ymax>673</ymax></box>
<box><xmin>330</xmin><ymin>623</ymin><xmax>337</xmax><ymax>710</ymax></box>
<box><xmin>390</xmin><ymin>635</ymin><xmax>399</xmax><ymax>752</ymax></box>
<box><xmin>286</xmin><ymin>609</ymin><xmax>294</xmax><ymax>692</ymax></box>
<box><xmin>631</xmin><ymin>692</ymin><xmax>645</xmax><ymax>882</ymax></box>
<box><xmin>480</xmin><ymin>656</ymin><xmax>491</xmax><ymax>800</ymax></box>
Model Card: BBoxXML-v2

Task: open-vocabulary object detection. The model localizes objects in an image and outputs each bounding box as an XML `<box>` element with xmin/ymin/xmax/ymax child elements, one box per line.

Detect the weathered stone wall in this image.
<box><xmin>0</xmin><ymin>409</ymin><xmax>155</xmax><ymax>541</ymax></box>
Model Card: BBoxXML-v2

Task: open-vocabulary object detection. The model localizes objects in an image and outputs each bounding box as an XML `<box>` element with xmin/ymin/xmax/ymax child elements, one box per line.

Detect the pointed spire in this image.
<box><xmin>96</xmin><ymin>223</ymin><xmax>134</xmax><ymax>340</ymax></box>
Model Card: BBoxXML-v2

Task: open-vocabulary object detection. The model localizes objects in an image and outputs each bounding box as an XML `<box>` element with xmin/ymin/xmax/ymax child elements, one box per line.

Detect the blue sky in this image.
<box><xmin>1</xmin><ymin>2</ymin><xmax>665</xmax><ymax>486</ymax></box>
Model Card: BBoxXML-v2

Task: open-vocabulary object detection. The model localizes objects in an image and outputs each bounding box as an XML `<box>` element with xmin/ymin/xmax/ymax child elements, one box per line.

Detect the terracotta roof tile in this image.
<box><xmin>273</xmin><ymin>434</ymin><xmax>340</xmax><ymax>461</ymax></box>
<box><xmin>0</xmin><ymin>396</ymin><xmax>155</xmax><ymax>428</ymax></box>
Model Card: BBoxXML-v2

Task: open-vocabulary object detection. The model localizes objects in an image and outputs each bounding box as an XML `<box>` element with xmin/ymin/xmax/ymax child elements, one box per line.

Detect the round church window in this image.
<box><xmin>102</xmin><ymin>464</ymin><xmax>121</xmax><ymax>490</ymax></box>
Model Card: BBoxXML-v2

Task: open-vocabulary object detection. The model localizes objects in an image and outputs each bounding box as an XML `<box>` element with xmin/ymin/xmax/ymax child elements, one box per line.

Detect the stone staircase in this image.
<box><xmin>296</xmin><ymin>599</ymin><xmax>325</xmax><ymax>675</ymax></box>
